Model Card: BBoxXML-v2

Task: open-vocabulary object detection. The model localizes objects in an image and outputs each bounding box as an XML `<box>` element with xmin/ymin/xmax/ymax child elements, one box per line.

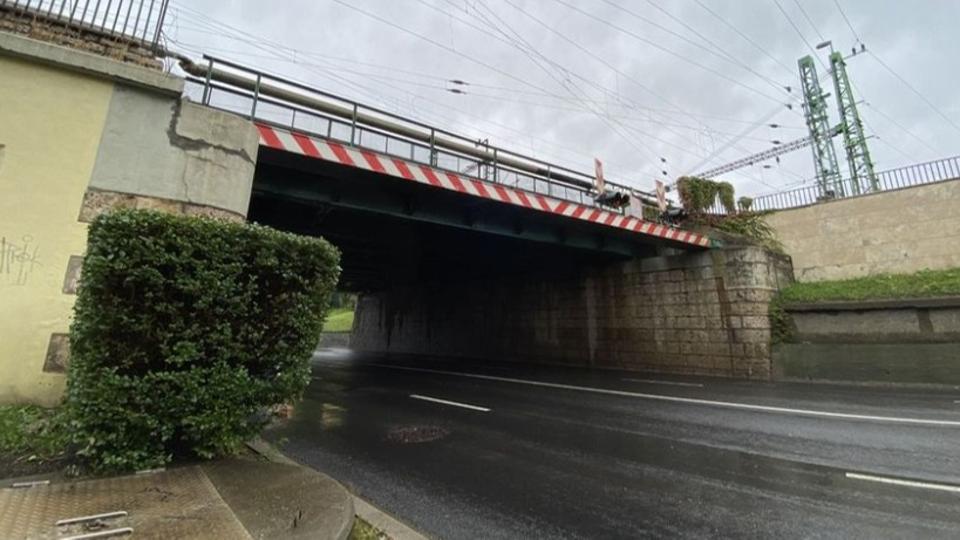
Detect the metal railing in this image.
<box><xmin>709</xmin><ymin>155</ymin><xmax>960</xmax><ymax>213</ymax></box>
<box><xmin>0</xmin><ymin>0</ymin><xmax>170</xmax><ymax>51</ymax></box>
<box><xmin>182</xmin><ymin>55</ymin><xmax>646</xmax><ymax>213</ymax></box>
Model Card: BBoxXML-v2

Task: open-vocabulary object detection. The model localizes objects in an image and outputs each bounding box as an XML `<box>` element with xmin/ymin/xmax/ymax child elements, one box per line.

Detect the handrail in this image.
<box><xmin>714</xmin><ymin>154</ymin><xmax>960</xmax><ymax>212</ymax></box>
<box><xmin>187</xmin><ymin>77</ymin><xmax>603</xmax><ymax>208</ymax></box>
<box><xmin>181</xmin><ymin>54</ymin><xmax>654</xmax><ymax>201</ymax></box>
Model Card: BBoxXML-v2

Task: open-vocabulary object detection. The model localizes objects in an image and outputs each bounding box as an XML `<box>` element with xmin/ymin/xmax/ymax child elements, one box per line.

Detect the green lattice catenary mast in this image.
<box><xmin>798</xmin><ymin>50</ymin><xmax>877</xmax><ymax>197</ymax></box>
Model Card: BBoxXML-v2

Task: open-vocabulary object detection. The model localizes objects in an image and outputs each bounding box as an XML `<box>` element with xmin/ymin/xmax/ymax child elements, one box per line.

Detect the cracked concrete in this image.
<box><xmin>170</xmin><ymin>100</ymin><xmax>258</xmax><ymax>165</ymax></box>
<box><xmin>87</xmin><ymin>82</ymin><xmax>259</xmax><ymax>218</ymax></box>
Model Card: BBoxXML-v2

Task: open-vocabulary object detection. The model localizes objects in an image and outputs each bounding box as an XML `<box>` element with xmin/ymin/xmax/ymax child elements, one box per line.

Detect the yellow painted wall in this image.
<box><xmin>0</xmin><ymin>55</ymin><xmax>113</xmax><ymax>406</ymax></box>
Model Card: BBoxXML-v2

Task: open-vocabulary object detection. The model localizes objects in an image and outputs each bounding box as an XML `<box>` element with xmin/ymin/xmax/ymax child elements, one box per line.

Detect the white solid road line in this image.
<box><xmin>409</xmin><ymin>394</ymin><xmax>491</xmax><ymax>412</ymax></box>
<box><xmin>372</xmin><ymin>364</ymin><xmax>960</xmax><ymax>427</ymax></box>
<box><xmin>845</xmin><ymin>472</ymin><xmax>960</xmax><ymax>493</ymax></box>
<box><xmin>622</xmin><ymin>378</ymin><xmax>704</xmax><ymax>388</ymax></box>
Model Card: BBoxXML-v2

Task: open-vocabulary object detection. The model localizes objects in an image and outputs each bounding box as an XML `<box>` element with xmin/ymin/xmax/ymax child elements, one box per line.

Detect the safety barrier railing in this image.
<box><xmin>182</xmin><ymin>55</ymin><xmax>646</xmax><ymax>213</ymax></box>
<box><xmin>0</xmin><ymin>0</ymin><xmax>170</xmax><ymax>51</ymax></box>
<box><xmin>711</xmin><ymin>155</ymin><xmax>960</xmax><ymax>213</ymax></box>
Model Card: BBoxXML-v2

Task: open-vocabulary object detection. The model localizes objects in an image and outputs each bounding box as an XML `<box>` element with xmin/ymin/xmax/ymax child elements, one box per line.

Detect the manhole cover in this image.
<box><xmin>386</xmin><ymin>425</ymin><xmax>449</xmax><ymax>444</ymax></box>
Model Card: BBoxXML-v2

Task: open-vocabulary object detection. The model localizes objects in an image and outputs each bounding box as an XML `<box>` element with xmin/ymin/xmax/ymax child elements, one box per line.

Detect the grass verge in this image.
<box><xmin>779</xmin><ymin>267</ymin><xmax>960</xmax><ymax>303</ymax></box>
<box><xmin>0</xmin><ymin>405</ymin><xmax>68</xmax><ymax>478</ymax></box>
<box><xmin>324</xmin><ymin>307</ymin><xmax>355</xmax><ymax>333</ymax></box>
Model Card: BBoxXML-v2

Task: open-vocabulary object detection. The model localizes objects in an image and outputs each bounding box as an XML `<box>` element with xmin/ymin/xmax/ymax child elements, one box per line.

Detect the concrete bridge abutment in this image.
<box><xmin>0</xmin><ymin>29</ymin><xmax>259</xmax><ymax>405</ymax></box>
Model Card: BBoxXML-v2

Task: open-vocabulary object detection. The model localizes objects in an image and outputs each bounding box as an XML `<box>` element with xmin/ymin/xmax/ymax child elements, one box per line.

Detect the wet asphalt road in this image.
<box><xmin>266</xmin><ymin>350</ymin><xmax>960</xmax><ymax>539</ymax></box>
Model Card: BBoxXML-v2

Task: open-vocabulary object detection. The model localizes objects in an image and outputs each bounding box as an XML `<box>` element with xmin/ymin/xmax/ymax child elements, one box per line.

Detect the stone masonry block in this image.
<box><xmin>733</xmin><ymin>329</ymin><xmax>769</xmax><ymax>344</ymax></box>
<box><xmin>741</xmin><ymin>316</ymin><xmax>771</xmax><ymax>330</ymax></box>
<box><xmin>728</xmin><ymin>302</ymin><xmax>772</xmax><ymax>317</ymax></box>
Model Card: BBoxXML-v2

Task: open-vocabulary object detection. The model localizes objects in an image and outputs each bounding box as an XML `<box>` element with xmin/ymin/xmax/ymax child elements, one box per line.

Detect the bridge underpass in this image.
<box><xmin>249</xmin><ymin>145</ymin><xmax>685</xmax><ymax>292</ymax></box>
<box><xmin>181</xmin><ymin>55</ymin><xmax>786</xmax><ymax>379</ymax></box>
<box><xmin>244</xmin><ymin>125</ymin><xmax>785</xmax><ymax>380</ymax></box>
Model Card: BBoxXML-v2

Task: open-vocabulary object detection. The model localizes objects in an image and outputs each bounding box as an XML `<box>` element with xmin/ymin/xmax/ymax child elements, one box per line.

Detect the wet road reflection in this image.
<box><xmin>267</xmin><ymin>349</ymin><xmax>960</xmax><ymax>539</ymax></box>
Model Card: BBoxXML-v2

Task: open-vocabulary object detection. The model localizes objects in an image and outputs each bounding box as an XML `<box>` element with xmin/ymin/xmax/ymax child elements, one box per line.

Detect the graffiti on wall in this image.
<box><xmin>1</xmin><ymin>235</ymin><xmax>41</xmax><ymax>286</ymax></box>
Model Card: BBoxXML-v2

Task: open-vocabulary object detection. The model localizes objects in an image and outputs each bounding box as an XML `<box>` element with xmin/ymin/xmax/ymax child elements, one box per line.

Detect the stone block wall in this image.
<box><xmin>766</xmin><ymin>178</ymin><xmax>960</xmax><ymax>282</ymax></box>
<box><xmin>0</xmin><ymin>4</ymin><xmax>161</xmax><ymax>68</ymax></box>
<box><xmin>352</xmin><ymin>246</ymin><xmax>793</xmax><ymax>380</ymax></box>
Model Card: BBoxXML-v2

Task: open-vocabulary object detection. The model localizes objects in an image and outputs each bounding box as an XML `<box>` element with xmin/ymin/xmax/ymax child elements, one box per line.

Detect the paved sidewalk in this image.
<box><xmin>247</xmin><ymin>438</ymin><xmax>428</xmax><ymax>540</ymax></box>
<box><xmin>0</xmin><ymin>456</ymin><xmax>354</xmax><ymax>539</ymax></box>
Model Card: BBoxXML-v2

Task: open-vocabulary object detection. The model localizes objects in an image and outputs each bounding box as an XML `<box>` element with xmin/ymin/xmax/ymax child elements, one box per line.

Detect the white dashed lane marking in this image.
<box><xmin>409</xmin><ymin>394</ymin><xmax>491</xmax><ymax>412</ymax></box>
<box><xmin>373</xmin><ymin>364</ymin><xmax>960</xmax><ymax>427</ymax></box>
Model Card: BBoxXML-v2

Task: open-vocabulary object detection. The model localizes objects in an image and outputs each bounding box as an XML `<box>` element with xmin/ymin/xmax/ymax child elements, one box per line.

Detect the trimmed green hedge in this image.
<box><xmin>66</xmin><ymin>210</ymin><xmax>340</xmax><ymax>472</ymax></box>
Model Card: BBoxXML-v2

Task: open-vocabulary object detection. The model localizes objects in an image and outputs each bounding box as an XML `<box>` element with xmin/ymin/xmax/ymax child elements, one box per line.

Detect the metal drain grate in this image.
<box><xmin>0</xmin><ymin>466</ymin><xmax>251</xmax><ymax>539</ymax></box>
<box><xmin>386</xmin><ymin>425</ymin><xmax>450</xmax><ymax>444</ymax></box>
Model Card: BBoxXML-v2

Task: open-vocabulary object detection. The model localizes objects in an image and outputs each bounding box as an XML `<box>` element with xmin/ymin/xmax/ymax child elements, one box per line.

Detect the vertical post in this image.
<box><xmin>201</xmin><ymin>57</ymin><xmax>213</xmax><ymax>105</ymax></box>
<box><xmin>100</xmin><ymin>0</ymin><xmax>120</xmax><ymax>32</ymax></box>
<box><xmin>151</xmin><ymin>0</ymin><xmax>169</xmax><ymax>49</ymax></box>
<box><xmin>120</xmin><ymin>0</ymin><xmax>135</xmax><ymax>34</ymax></box>
<box><xmin>141</xmin><ymin>0</ymin><xmax>156</xmax><ymax>44</ymax></box>
<box><xmin>91</xmin><ymin>0</ymin><xmax>104</xmax><ymax>30</ymax></box>
<box><xmin>250</xmin><ymin>73</ymin><xmax>261</xmax><ymax>119</ymax></box>
<box><xmin>291</xmin><ymin>109</ymin><xmax>297</xmax><ymax>129</ymax></box>
<box><xmin>429</xmin><ymin>129</ymin><xmax>437</xmax><ymax>166</ymax></box>
<box><xmin>493</xmin><ymin>148</ymin><xmax>498</xmax><ymax>183</ymax></box>
<box><xmin>350</xmin><ymin>103</ymin><xmax>358</xmax><ymax>146</ymax></box>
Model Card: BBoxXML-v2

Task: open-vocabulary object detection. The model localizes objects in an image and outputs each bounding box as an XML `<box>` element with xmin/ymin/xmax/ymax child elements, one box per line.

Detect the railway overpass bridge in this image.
<box><xmin>182</xmin><ymin>58</ymin><xmax>710</xmax><ymax>292</ymax></box>
<box><xmin>0</xmin><ymin>27</ymin><xmax>787</xmax><ymax>405</ymax></box>
<box><xmin>179</xmin><ymin>57</ymin><xmax>784</xmax><ymax>379</ymax></box>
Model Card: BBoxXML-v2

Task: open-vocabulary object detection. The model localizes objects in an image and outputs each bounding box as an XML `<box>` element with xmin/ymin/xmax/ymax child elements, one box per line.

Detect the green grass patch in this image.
<box><xmin>349</xmin><ymin>516</ymin><xmax>387</xmax><ymax>540</ymax></box>
<box><xmin>0</xmin><ymin>405</ymin><xmax>68</xmax><ymax>461</ymax></box>
<box><xmin>324</xmin><ymin>307</ymin><xmax>355</xmax><ymax>333</ymax></box>
<box><xmin>780</xmin><ymin>267</ymin><xmax>960</xmax><ymax>303</ymax></box>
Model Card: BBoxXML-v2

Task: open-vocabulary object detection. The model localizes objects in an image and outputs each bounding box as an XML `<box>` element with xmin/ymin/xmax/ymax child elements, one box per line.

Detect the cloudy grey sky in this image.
<box><xmin>164</xmin><ymin>0</ymin><xmax>960</xmax><ymax>198</ymax></box>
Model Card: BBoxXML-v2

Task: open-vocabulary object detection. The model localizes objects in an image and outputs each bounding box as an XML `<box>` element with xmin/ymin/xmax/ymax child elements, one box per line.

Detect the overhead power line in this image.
<box><xmin>792</xmin><ymin>0</ymin><xmax>826</xmax><ymax>42</ymax></box>
<box><xmin>175</xmin><ymin>31</ymin><xmax>806</xmax><ymax>135</ymax></box>
<box><xmin>168</xmin><ymin>3</ymin><xmax>620</xmax><ymax>171</ymax></box>
<box><xmin>827</xmin><ymin>2</ymin><xmax>959</xmax><ymax>143</ymax></box>
<box><xmin>691</xmin><ymin>0</ymin><xmax>795</xmax><ymax>77</ymax></box>
<box><xmin>600</xmin><ymin>0</ymin><xmax>796</xmax><ymax>101</ymax></box>
<box><xmin>832</xmin><ymin>0</ymin><xmax>863</xmax><ymax>45</ymax></box>
<box><xmin>431</xmin><ymin>0</ymin><xmax>758</xmax><ymax>173</ymax></box>
<box><xmin>465</xmin><ymin>0</ymin><xmax>805</xmax><ymax>184</ymax></box>
<box><xmin>866</xmin><ymin>51</ymin><xmax>960</xmax><ymax>136</ymax></box>
<box><xmin>467</xmin><ymin>0</ymin><xmax>663</xmax><ymax>168</ymax></box>
<box><xmin>552</xmin><ymin>0</ymin><xmax>792</xmax><ymax>106</ymax></box>
<box><xmin>771</xmin><ymin>0</ymin><xmax>827</xmax><ymax>71</ymax></box>
<box><xmin>168</xmin><ymin>8</ymin><xmax>659</xmax><ymax>176</ymax></box>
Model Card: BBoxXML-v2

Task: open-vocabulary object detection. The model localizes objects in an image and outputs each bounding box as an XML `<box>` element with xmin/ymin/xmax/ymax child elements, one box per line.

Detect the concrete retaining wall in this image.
<box><xmin>765</xmin><ymin>178</ymin><xmax>960</xmax><ymax>282</ymax></box>
<box><xmin>773</xmin><ymin>298</ymin><xmax>960</xmax><ymax>386</ymax></box>
<box><xmin>353</xmin><ymin>246</ymin><xmax>793</xmax><ymax>380</ymax></box>
<box><xmin>0</xmin><ymin>30</ymin><xmax>258</xmax><ymax>405</ymax></box>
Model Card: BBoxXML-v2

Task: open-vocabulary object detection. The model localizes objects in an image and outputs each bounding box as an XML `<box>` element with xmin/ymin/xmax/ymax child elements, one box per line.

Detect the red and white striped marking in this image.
<box><xmin>256</xmin><ymin>124</ymin><xmax>711</xmax><ymax>248</ymax></box>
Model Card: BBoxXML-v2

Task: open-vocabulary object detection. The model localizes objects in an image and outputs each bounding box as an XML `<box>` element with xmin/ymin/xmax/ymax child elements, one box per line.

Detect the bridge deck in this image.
<box><xmin>256</xmin><ymin>122</ymin><xmax>711</xmax><ymax>249</ymax></box>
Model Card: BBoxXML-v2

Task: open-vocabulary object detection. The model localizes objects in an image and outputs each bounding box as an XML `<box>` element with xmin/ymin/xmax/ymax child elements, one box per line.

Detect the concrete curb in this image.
<box><xmin>247</xmin><ymin>438</ymin><xmax>428</xmax><ymax>540</ymax></box>
<box><xmin>239</xmin><ymin>440</ymin><xmax>354</xmax><ymax>540</ymax></box>
<box><xmin>352</xmin><ymin>497</ymin><xmax>429</xmax><ymax>540</ymax></box>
